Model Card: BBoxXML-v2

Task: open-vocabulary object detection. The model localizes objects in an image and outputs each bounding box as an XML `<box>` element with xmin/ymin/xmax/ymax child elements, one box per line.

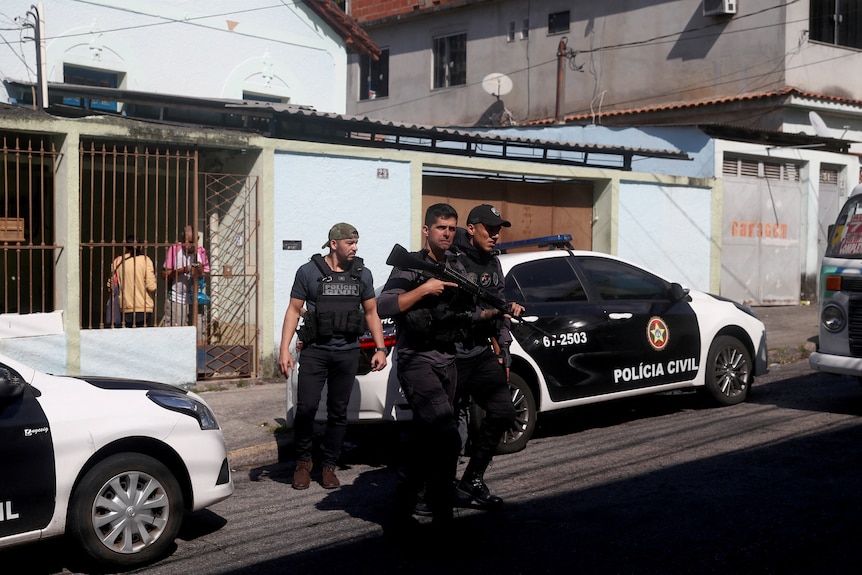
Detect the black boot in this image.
<box><xmin>455</xmin><ymin>458</ymin><xmax>503</xmax><ymax>510</ymax></box>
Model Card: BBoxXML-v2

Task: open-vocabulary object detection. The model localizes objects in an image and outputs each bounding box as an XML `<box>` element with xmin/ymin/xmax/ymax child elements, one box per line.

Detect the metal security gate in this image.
<box><xmin>79</xmin><ymin>142</ymin><xmax>259</xmax><ymax>379</ymax></box>
<box><xmin>721</xmin><ymin>157</ymin><xmax>802</xmax><ymax>305</ymax></box>
<box><xmin>0</xmin><ymin>134</ymin><xmax>59</xmax><ymax>314</ymax></box>
<box><xmin>199</xmin><ymin>173</ymin><xmax>259</xmax><ymax>378</ymax></box>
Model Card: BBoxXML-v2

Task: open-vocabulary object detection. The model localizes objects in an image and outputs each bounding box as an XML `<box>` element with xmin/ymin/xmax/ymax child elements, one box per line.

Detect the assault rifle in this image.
<box><xmin>386</xmin><ymin>243</ymin><xmax>516</xmax><ymax>317</ymax></box>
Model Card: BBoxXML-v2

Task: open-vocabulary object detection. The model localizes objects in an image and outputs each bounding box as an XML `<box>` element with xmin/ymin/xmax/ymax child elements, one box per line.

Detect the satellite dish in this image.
<box><xmin>809</xmin><ymin>111</ymin><xmax>831</xmax><ymax>138</ymax></box>
<box><xmin>481</xmin><ymin>73</ymin><xmax>513</xmax><ymax>98</ymax></box>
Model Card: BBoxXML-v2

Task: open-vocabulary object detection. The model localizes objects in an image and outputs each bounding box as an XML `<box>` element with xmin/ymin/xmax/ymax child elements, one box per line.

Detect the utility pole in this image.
<box><xmin>555</xmin><ymin>38</ymin><xmax>566</xmax><ymax>124</ymax></box>
<box><xmin>26</xmin><ymin>3</ymin><xmax>48</xmax><ymax>110</ymax></box>
<box><xmin>555</xmin><ymin>37</ymin><xmax>584</xmax><ymax>125</ymax></box>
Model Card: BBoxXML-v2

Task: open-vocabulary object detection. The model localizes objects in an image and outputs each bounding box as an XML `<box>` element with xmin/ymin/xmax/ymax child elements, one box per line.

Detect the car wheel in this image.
<box><xmin>495</xmin><ymin>372</ymin><xmax>537</xmax><ymax>455</ymax></box>
<box><xmin>68</xmin><ymin>453</ymin><xmax>184</xmax><ymax>568</ymax></box>
<box><xmin>703</xmin><ymin>335</ymin><xmax>751</xmax><ymax>406</ymax></box>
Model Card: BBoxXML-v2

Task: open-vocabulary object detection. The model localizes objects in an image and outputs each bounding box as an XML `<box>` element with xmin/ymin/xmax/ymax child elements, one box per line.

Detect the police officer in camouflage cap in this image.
<box><xmin>278</xmin><ymin>222</ymin><xmax>388</xmax><ymax>490</ymax></box>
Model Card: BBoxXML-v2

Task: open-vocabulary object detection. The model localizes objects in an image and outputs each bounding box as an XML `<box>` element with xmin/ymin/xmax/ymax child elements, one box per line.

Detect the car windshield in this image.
<box><xmin>826</xmin><ymin>195</ymin><xmax>862</xmax><ymax>259</ymax></box>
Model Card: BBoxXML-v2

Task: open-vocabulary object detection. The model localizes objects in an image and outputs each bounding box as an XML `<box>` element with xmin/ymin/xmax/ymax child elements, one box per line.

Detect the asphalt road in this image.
<box><xmin>11</xmin><ymin>358</ymin><xmax>862</xmax><ymax>575</ymax></box>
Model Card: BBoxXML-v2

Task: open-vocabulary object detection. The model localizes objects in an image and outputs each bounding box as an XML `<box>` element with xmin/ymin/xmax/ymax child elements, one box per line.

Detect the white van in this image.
<box><xmin>810</xmin><ymin>184</ymin><xmax>862</xmax><ymax>378</ymax></box>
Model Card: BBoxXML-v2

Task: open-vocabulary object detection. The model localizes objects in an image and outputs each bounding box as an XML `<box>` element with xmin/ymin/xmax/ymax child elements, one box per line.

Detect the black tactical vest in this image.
<box><xmin>459</xmin><ymin>251</ymin><xmax>503</xmax><ymax>343</ymax></box>
<box><xmin>460</xmin><ymin>252</ymin><xmax>502</xmax><ymax>292</ymax></box>
<box><xmin>309</xmin><ymin>254</ymin><xmax>365</xmax><ymax>339</ymax></box>
<box><xmin>401</xmin><ymin>250</ymin><xmax>474</xmax><ymax>344</ymax></box>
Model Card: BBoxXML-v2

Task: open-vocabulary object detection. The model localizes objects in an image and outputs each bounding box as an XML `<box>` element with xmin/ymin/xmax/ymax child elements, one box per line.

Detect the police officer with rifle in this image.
<box><xmin>278</xmin><ymin>223</ymin><xmax>387</xmax><ymax>491</ymax></box>
<box><xmin>379</xmin><ymin>204</ymin><xmax>523</xmax><ymax>540</ymax></box>
<box><xmin>386</xmin><ymin>205</ymin><xmax>525</xmax><ymax>512</ymax></box>
<box><xmin>453</xmin><ymin>204</ymin><xmax>524</xmax><ymax>509</ymax></box>
<box><xmin>379</xmin><ymin>204</ymin><xmax>489</xmax><ymax>538</ymax></box>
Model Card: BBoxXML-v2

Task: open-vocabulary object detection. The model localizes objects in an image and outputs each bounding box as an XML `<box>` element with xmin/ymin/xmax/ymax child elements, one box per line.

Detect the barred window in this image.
<box><xmin>0</xmin><ymin>134</ymin><xmax>59</xmax><ymax>314</ymax></box>
<box><xmin>80</xmin><ymin>142</ymin><xmax>200</xmax><ymax>329</ymax></box>
<box><xmin>433</xmin><ymin>33</ymin><xmax>467</xmax><ymax>89</ymax></box>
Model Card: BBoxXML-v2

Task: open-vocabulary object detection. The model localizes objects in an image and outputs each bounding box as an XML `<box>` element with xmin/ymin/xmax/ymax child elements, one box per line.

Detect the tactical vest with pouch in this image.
<box><xmin>299</xmin><ymin>255</ymin><xmax>366</xmax><ymax>343</ymax></box>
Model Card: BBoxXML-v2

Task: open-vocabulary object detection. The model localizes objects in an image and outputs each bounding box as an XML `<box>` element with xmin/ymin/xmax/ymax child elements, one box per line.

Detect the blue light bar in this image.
<box><xmin>495</xmin><ymin>234</ymin><xmax>573</xmax><ymax>253</ymax></box>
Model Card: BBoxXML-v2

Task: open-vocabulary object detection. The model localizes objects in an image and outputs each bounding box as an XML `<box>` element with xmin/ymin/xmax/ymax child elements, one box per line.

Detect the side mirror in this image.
<box><xmin>669</xmin><ymin>282</ymin><xmax>689</xmax><ymax>302</ymax></box>
<box><xmin>0</xmin><ymin>367</ymin><xmax>25</xmax><ymax>401</ymax></box>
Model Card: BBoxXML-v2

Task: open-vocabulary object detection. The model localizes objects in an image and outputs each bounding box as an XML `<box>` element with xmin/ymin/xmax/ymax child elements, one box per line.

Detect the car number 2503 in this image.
<box><xmin>542</xmin><ymin>332</ymin><xmax>587</xmax><ymax>347</ymax></box>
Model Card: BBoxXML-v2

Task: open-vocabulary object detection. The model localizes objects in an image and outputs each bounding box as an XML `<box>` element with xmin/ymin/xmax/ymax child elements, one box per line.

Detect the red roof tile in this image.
<box><xmin>525</xmin><ymin>87</ymin><xmax>862</xmax><ymax>126</ymax></box>
<box><xmin>302</xmin><ymin>0</ymin><xmax>381</xmax><ymax>59</ymax></box>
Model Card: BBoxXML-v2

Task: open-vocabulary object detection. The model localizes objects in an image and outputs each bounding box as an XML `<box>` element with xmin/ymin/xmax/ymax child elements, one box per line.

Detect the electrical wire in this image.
<box><xmin>0</xmin><ymin>0</ymin><xmax>846</xmax><ymax>125</ymax></box>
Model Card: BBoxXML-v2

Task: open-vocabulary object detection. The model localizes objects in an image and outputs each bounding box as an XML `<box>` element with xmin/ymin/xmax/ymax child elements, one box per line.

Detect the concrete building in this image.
<box><xmin>345</xmin><ymin>0</ymin><xmax>862</xmax><ymax>134</ymax></box>
<box><xmin>0</xmin><ymin>92</ymin><xmax>696</xmax><ymax>385</ymax></box>
<box><xmin>344</xmin><ymin>0</ymin><xmax>862</xmax><ymax>305</ymax></box>
<box><xmin>1</xmin><ymin>1</ymin><xmax>856</xmax><ymax>387</ymax></box>
<box><xmin>1</xmin><ymin>0</ymin><xmax>378</xmax><ymax>113</ymax></box>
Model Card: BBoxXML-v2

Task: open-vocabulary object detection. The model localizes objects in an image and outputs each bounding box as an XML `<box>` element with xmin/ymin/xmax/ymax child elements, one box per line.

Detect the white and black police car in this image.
<box><xmin>300</xmin><ymin>235</ymin><xmax>768</xmax><ymax>455</ymax></box>
<box><xmin>0</xmin><ymin>353</ymin><xmax>233</xmax><ymax>569</ymax></box>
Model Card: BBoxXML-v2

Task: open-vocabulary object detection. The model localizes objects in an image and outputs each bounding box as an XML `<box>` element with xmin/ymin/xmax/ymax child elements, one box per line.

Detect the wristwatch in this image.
<box><xmin>374</xmin><ymin>347</ymin><xmax>387</xmax><ymax>353</ymax></box>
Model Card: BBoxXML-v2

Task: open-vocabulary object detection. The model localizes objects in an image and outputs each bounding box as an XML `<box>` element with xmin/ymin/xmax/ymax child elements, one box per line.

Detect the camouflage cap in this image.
<box><xmin>322</xmin><ymin>222</ymin><xmax>359</xmax><ymax>248</ymax></box>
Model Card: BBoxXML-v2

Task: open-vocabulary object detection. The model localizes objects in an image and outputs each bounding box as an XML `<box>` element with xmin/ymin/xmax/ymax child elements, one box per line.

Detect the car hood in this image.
<box><xmin>75</xmin><ymin>375</ymin><xmax>189</xmax><ymax>394</ymax></box>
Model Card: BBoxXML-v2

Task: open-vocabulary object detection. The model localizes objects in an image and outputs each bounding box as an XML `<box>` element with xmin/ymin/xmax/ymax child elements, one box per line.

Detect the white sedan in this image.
<box><xmin>0</xmin><ymin>353</ymin><xmax>234</xmax><ymax>569</ymax></box>
<box><xmin>293</xmin><ymin>236</ymin><xmax>768</xmax><ymax>454</ymax></box>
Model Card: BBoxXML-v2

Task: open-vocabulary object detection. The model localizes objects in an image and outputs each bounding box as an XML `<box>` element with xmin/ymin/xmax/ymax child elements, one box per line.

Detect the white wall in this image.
<box><xmin>79</xmin><ymin>327</ymin><xmax>197</xmax><ymax>385</ymax></box>
<box><xmin>271</xmin><ymin>152</ymin><xmax>412</xmax><ymax>352</ymax></box>
<box><xmin>618</xmin><ymin>183</ymin><xmax>712</xmax><ymax>292</ymax></box>
<box><xmin>1</xmin><ymin>0</ymin><xmax>347</xmax><ymax>112</ymax></box>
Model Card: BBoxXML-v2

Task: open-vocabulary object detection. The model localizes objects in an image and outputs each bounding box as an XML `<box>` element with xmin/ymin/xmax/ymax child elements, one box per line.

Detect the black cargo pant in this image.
<box><xmin>391</xmin><ymin>357</ymin><xmax>461</xmax><ymax>523</ymax></box>
<box><xmin>293</xmin><ymin>345</ymin><xmax>360</xmax><ymax>469</ymax></box>
<box><xmin>455</xmin><ymin>348</ymin><xmax>517</xmax><ymax>462</ymax></box>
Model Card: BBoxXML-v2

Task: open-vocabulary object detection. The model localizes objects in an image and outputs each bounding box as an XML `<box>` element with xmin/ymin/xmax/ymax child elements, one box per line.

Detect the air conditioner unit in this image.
<box><xmin>703</xmin><ymin>0</ymin><xmax>736</xmax><ymax>16</ymax></box>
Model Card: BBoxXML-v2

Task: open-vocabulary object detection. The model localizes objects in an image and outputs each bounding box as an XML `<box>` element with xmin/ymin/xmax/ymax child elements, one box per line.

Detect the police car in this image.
<box><xmin>301</xmin><ymin>235</ymin><xmax>768</xmax><ymax>454</ymax></box>
<box><xmin>0</xmin><ymin>353</ymin><xmax>233</xmax><ymax>569</ymax></box>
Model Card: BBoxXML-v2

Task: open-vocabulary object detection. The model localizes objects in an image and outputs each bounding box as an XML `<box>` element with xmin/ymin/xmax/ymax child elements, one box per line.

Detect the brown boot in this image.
<box><xmin>293</xmin><ymin>460</ymin><xmax>312</xmax><ymax>490</ymax></box>
<box><xmin>321</xmin><ymin>466</ymin><xmax>340</xmax><ymax>489</ymax></box>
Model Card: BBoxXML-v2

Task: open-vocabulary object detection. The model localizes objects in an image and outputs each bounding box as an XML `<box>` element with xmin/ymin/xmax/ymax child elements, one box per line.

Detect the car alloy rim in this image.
<box><xmin>502</xmin><ymin>386</ymin><xmax>529</xmax><ymax>443</ymax></box>
<box><xmin>91</xmin><ymin>470</ymin><xmax>171</xmax><ymax>554</ymax></box>
<box><xmin>714</xmin><ymin>345</ymin><xmax>748</xmax><ymax>397</ymax></box>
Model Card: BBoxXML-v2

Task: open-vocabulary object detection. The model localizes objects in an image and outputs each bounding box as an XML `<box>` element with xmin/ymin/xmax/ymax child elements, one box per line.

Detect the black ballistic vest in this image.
<box><xmin>309</xmin><ymin>254</ymin><xmax>365</xmax><ymax>339</ymax></box>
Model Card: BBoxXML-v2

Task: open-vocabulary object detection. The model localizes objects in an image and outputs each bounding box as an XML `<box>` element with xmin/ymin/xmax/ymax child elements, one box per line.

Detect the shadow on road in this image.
<box><xmin>220</xmin><ymin>419</ymin><xmax>862</xmax><ymax>575</ymax></box>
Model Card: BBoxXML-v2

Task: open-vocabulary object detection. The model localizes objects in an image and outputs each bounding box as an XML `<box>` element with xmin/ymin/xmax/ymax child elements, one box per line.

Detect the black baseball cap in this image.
<box><xmin>467</xmin><ymin>204</ymin><xmax>511</xmax><ymax>227</ymax></box>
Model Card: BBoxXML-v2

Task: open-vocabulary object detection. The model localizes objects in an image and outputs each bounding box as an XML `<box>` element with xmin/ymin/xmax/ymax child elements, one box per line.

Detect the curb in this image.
<box><xmin>228</xmin><ymin>443</ymin><xmax>280</xmax><ymax>471</ymax></box>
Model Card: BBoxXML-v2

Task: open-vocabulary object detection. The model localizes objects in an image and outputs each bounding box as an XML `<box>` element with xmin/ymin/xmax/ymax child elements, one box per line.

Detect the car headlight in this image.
<box><xmin>821</xmin><ymin>304</ymin><xmax>846</xmax><ymax>333</ymax></box>
<box><xmin>147</xmin><ymin>390</ymin><xmax>220</xmax><ymax>430</ymax></box>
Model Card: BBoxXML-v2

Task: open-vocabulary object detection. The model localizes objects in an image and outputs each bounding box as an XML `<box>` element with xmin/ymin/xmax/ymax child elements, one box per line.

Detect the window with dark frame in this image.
<box><xmin>433</xmin><ymin>33</ymin><xmax>467</xmax><ymax>89</ymax></box>
<box><xmin>63</xmin><ymin>64</ymin><xmax>121</xmax><ymax>112</ymax></box>
<box><xmin>577</xmin><ymin>257</ymin><xmax>669</xmax><ymax>301</ymax></box>
<box><xmin>548</xmin><ymin>10</ymin><xmax>570</xmax><ymax>35</ymax></box>
<box><xmin>505</xmin><ymin>259</ymin><xmax>587</xmax><ymax>304</ymax></box>
<box><xmin>810</xmin><ymin>0</ymin><xmax>862</xmax><ymax>49</ymax></box>
<box><xmin>360</xmin><ymin>49</ymin><xmax>389</xmax><ymax>100</ymax></box>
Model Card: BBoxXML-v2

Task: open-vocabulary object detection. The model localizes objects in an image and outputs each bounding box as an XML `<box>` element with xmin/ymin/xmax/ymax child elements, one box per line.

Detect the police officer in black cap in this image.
<box><xmin>378</xmin><ymin>203</ymin><xmax>494</xmax><ymax>536</ymax></box>
<box><xmin>453</xmin><ymin>204</ymin><xmax>524</xmax><ymax>509</ymax></box>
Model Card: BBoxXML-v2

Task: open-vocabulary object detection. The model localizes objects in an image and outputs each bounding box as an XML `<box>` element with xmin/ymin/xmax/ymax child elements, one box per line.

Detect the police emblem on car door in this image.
<box><xmin>504</xmin><ymin>256</ymin><xmax>700</xmax><ymax>403</ymax></box>
<box><xmin>572</xmin><ymin>256</ymin><xmax>701</xmax><ymax>394</ymax></box>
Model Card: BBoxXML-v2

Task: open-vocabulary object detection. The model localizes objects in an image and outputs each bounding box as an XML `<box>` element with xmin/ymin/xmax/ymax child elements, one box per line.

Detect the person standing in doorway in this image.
<box><xmin>278</xmin><ymin>223</ymin><xmax>388</xmax><ymax>490</ymax></box>
<box><xmin>162</xmin><ymin>224</ymin><xmax>210</xmax><ymax>327</ymax></box>
<box><xmin>108</xmin><ymin>235</ymin><xmax>158</xmax><ymax>327</ymax></box>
